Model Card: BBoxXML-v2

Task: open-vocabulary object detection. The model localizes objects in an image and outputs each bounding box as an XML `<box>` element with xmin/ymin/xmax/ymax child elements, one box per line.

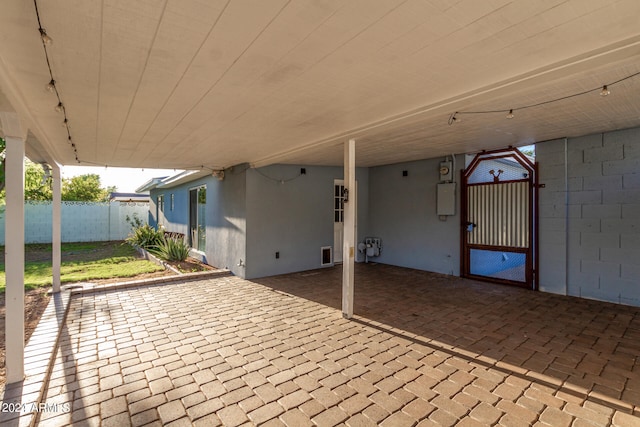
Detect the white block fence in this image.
<box><xmin>0</xmin><ymin>201</ymin><xmax>149</xmax><ymax>244</ymax></box>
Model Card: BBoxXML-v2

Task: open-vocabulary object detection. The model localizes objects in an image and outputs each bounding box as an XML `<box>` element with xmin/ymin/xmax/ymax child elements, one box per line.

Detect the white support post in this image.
<box><xmin>52</xmin><ymin>163</ymin><xmax>62</xmax><ymax>292</ymax></box>
<box><xmin>3</xmin><ymin>132</ymin><xmax>26</xmax><ymax>383</ymax></box>
<box><xmin>342</xmin><ymin>139</ymin><xmax>356</xmax><ymax>319</ymax></box>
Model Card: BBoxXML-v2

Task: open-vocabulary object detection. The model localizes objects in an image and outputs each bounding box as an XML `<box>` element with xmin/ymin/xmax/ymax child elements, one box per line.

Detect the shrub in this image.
<box><xmin>125</xmin><ymin>224</ymin><xmax>164</xmax><ymax>249</ymax></box>
<box><xmin>150</xmin><ymin>235</ymin><xmax>191</xmax><ymax>262</ymax></box>
<box><xmin>125</xmin><ymin>213</ymin><xmax>145</xmax><ymax>230</ymax></box>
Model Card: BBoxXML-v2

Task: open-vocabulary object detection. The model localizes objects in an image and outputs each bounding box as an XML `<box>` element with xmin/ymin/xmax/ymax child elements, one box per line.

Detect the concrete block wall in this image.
<box><xmin>537</xmin><ymin>127</ymin><xmax>640</xmax><ymax>306</ymax></box>
<box><xmin>0</xmin><ymin>201</ymin><xmax>149</xmax><ymax>244</ymax></box>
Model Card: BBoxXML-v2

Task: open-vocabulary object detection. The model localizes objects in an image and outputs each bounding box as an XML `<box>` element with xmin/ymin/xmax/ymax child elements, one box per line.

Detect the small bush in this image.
<box><xmin>125</xmin><ymin>224</ymin><xmax>164</xmax><ymax>249</ymax></box>
<box><xmin>125</xmin><ymin>213</ymin><xmax>145</xmax><ymax>230</ymax></box>
<box><xmin>150</xmin><ymin>236</ymin><xmax>191</xmax><ymax>262</ymax></box>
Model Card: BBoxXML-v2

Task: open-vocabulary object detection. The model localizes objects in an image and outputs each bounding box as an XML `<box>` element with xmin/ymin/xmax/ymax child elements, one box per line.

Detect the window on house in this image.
<box><xmin>158</xmin><ymin>195</ymin><xmax>164</xmax><ymax>212</ymax></box>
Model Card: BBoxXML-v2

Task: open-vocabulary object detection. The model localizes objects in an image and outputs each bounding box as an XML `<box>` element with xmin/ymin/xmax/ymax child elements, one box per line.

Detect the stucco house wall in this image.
<box><xmin>149</xmin><ymin>173</ymin><xmax>247</xmax><ymax>277</ymax></box>
<box><xmin>245</xmin><ymin>164</ymin><xmax>369</xmax><ymax>279</ymax></box>
<box><xmin>146</xmin><ymin>125</ymin><xmax>640</xmax><ymax>307</ymax></box>
<box><xmin>368</xmin><ymin>155</ymin><xmax>464</xmax><ymax>276</ymax></box>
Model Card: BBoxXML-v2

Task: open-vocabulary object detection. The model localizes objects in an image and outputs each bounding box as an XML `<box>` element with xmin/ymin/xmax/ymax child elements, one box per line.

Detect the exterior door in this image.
<box><xmin>461</xmin><ymin>148</ymin><xmax>538</xmax><ymax>289</ymax></box>
<box><xmin>189</xmin><ymin>186</ymin><xmax>206</xmax><ymax>251</ymax></box>
<box><xmin>333</xmin><ymin>179</ymin><xmax>357</xmax><ymax>264</ymax></box>
<box><xmin>333</xmin><ymin>180</ymin><xmax>345</xmax><ymax>263</ymax></box>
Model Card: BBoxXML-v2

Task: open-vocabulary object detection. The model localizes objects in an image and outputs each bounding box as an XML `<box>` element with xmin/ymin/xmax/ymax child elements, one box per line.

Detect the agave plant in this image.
<box><xmin>150</xmin><ymin>235</ymin><xmax>191</xmax><ymax>262</ymax></box>
<box><xmin>125</xmin><ymin>224</ymin><xmax>164</xmax><ymax>250</ymax></box>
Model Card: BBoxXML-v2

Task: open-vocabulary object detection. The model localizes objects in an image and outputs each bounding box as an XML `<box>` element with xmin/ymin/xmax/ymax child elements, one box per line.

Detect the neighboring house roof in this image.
<box><xmin>108</xmin><ymin>192</ymin><xmax>150</xmax><ymax>203</ymax></box>
<box><xmin>135</xmin><ymin>177</ymin><xmax>169</xmax><ymax>193</ymax></box>
<box><xmin>135</xmin><ymin>170</ymin><xmax>211</xmax><ymax>192</ymax></box>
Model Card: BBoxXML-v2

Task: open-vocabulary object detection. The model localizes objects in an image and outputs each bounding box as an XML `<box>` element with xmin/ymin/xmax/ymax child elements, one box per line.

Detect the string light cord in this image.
<box><xmin>448</xmin><ymin>70</ymin><xmax>640</xmax><ymax>125</ymax></box>
<box><xmin>34</xmin><ymin>0</ymin><xmax>78</xmax><ymax>162</ymax></box>
<box><xmin>254</xmin><ymin>167</ymin><xmax>303</xmax><ymax>184</ymax></box>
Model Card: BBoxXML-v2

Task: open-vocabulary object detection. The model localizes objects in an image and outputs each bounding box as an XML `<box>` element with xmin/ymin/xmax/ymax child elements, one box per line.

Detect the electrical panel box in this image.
<box><xmin>437</xmin><ymin>182</ymin><xmax>456</xmax><ymax>216</ymax></box>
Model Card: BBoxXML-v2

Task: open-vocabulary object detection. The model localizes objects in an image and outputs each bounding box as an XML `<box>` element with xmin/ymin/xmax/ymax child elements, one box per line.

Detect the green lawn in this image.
<box><xmin>0</xmin><ymin>241</ymin><xmax>165</xmax><ymax>292</ymax></box>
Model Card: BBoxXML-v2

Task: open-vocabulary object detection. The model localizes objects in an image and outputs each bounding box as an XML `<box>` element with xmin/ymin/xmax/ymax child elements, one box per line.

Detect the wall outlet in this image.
<box><xmin>275</xmin><ymin>251</ymin><xmax>280</xmax><ymax>259</ymax></box>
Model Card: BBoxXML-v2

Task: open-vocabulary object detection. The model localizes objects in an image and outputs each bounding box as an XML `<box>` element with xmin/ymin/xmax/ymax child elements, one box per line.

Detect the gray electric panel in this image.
<box><xmin>437</xmin><ymin>182</ymin><xmax>456</xmax><ymax>216</ymax></box>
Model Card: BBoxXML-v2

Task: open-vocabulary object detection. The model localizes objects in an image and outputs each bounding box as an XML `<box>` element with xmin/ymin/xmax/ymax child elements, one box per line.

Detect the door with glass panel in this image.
<box><xmin>189</xmin><ymin>186</ymin><xmax>206</xmax><ymax>251</ymax></box>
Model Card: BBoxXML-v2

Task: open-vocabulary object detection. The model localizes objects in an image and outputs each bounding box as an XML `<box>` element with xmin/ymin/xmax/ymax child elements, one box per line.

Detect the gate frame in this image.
<box><xmin>460</xmin><ymin>147</ymin><xmax>539</xmax><ymax>290</ymax></box>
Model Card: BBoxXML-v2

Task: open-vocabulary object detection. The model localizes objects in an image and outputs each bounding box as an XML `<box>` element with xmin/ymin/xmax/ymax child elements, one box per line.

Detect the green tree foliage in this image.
<box><xmin>0</xmin><ymin>160</ymin><xmax>52</xmax><ymax>201</ymax></box>
<box><xmin>62</xmin><ymin>173</ymin><xmax>114</xmax><ymax>202</ymax></box>
<box><xmin>0</xmin><ymin>155</ymin><xmax>116</xmax><ymax>202</ymax></box>
<box><xmin>25</xmin><ymin>161</ymin><xmax>52</xmax><ymax>200</ymax></box>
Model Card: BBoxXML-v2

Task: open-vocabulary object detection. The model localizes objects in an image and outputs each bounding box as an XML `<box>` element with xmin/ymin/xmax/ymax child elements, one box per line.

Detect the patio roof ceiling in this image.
<box><xmin>1</xmin><ymin>1</ymin><xmax>640</xmax><ymax>169</ymax></box>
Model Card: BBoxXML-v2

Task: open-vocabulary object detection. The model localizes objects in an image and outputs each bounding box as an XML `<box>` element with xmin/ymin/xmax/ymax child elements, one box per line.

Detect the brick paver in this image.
<box><xmin>34</xmin><ymin>264</ymin><xmax>640</xmax><ymax>425</ymax></box>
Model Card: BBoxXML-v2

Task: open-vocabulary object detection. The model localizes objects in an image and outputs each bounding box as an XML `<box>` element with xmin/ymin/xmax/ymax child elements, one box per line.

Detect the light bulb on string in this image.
<box><xmin>55</xmin><ymin>102</ymin><xmax>64</xmax><ymax>113</ymax></box>
<box><xmin>600</xmin><ymin>85</ymin><xmax>610</xmax><ymax>96</ymax></box>
<box><xmin>506</xmin><ymin>109</ymin><xmax>515</xmax><ymax>119</ymax></box>
<box><xmin>39</xmin><ymin>28</ymin><xmax>52</xmax><ymax>45</ymax></box>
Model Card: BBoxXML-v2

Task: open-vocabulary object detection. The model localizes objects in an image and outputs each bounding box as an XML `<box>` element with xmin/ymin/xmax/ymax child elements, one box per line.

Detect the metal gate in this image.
<box><xmin>461</xmin><ymin>147</ymin><xmax>538</xmax><ymax>289</ymax></box>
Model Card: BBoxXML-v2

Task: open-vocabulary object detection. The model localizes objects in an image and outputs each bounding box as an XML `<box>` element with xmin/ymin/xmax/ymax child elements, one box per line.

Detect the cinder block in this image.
<box><xmin>602</xmin><ymin>218</ymin><xmax>640</xmax><ymax>233</ymax></box>
<box><xmin>581</xmin><ymin>204</ymin><xmax>621</xmax><ymax>219</ymax></box>
<box><xmin>540</xmin><ymin>229</ymin><xmax>566</xmax><ymax>245</ymax></box>
<box><xmin>569</xmin><ymin>133</ymin><xmax>603</xmax><ymax>150</ymax></box>
<box><xmin>624</xmin><ymin>142</ymin><xmax>640</xmax><ymax>159</ymax></box>
<box><xmin>603</xmin><ymin>188</ymin><xmax>640</xmax><ymax>204</ymax></box>
<box><xmin>567</xmin><ymin>190</ymin><xmax>601</xmax><ymax>205</ymax></box>
<box><xmin>540</xmin><ymin>217</ymin><xmax>565</xmax><ymax>231</ymax></box>
<box><xmin>540</xmin><ymin>190</ymin><xmax>567</xmax><ymax>206</ymax></box>
<box><xmin>567</xmin><ymin>271</ymin><xmax>599</xmax><ymax>290</ymax></box>
<box><xmin>622</xmin><ymin>204</ymin><xmax>640</xmax><ymax>219</ymax></box>
<box><xmin>621</xmin><ymin>263</ymin><xmax>640</xmax><ymax>280</ymax></box>
<box><xmin>539</xmin><ymin>204</ymin><xmax>566</xmax><ymax>218</ymax></box>
<box><xmin>583</xmin><ymin>175</ymin><xmax>622</xmax><ymax>191</ymax></box>
<box><xmin>538</xmin><ymin>260</ymin><xmax>567</xmax><ymax>294</ymax></box>
<box><xmin>540</xmin><ymin>178</ymin><xmax>566</xmax><ymax>191</ymax></box>
<box><xmin>605</xmin><ymin>127</ymin><xmax>639</xmax><ymax>147</ymax></box>
<box><xmin>601</xmin><ymin>277</ymin><xmax>640</xmax><ymax>305</ymax></box>
<box><xmin>580</xmin><ymin>232</ymin><xmax>619</xmax><ymax>248</ymax></box>
<box><xmin>568</xmin><ymin>218</ymin><xmax>600</xmax><ymax>232</ymax></box>
<box><xmin>601</xmin><ymin>247</ymin><xmax>640</xmax><ymax>265</ymax></box>
<box><xmin>539</xmin><ymin>165</ymin><xmax>566</xmax><ymax>180</ymax></box>
<box><xmin>568</xmin><ymin>205</ymin><xmax>581</xmax><ymax>219</ymax></box>
<box><xmin>621</xmin><ymin>233</ymin><xmax>640</xmax><ymax>249</ymax></box>
<box><xmin>583</xmin><ymin>146</ymin><xmax>623</xmax><ymax>163</ymax></box>
<box><xmin>536</xmin><ymin>139</ymin><xmax>567</xmax><ymax>155</ymax></box>
<box><xmin>568</xmin><ymin>177</ymin><xmax>583</xmax><ymax>191</ymax></box>
<box><xmin>568</xmin><ymin>245</ymin><xmax>599</xmax><ymax>262</ymax></box>
<box><xmin>568</xmin><ymin>162</ymin><xmax>603</xmax><ymax>178</ymax></box>
<box><xmin>603</xmin><ymin>158</ymin><xmax>640</xmax><ymax>176</ymax></box>
<box><xmin>623</xmin><ymin>173</ymin><xmax>640</xmax><ymax>189</ymax></box>
<box><xmin>582</xmin><ymin>260</ymin><xmax>621</xmax><ymax>281</ymax></box>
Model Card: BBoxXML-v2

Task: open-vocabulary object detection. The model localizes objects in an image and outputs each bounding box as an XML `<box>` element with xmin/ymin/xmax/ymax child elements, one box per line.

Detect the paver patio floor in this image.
<box><xmin>38</xmin><ymin>264</ymin><xmax>640</xmax><ymax>426</ymax></box>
